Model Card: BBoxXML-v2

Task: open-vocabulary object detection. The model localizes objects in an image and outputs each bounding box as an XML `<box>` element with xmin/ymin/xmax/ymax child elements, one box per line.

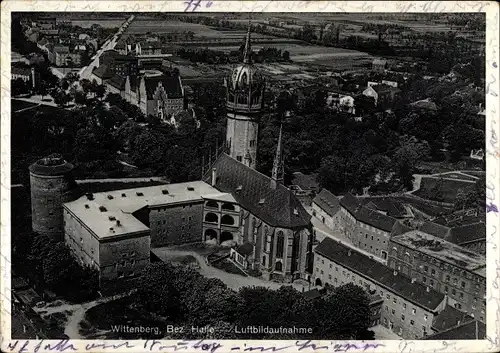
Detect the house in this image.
<box><xmin>372</xmin><ymin>59</ymin><xmax>387</xmax><ymax>73</ymax></box>
<box><xmin>136</xmin><ymin>41</ymin><xmax>162</xmax><ymax>56</ymax></box>
<box><xmin>54</xmin><ymin>46</ymin><xmax>81</xmax><ymax>67</ymax></box>
<box><xmin>311</xmin><ymin>189</ymin><xmax>341</xmax><ymax>231</ymax></box>
<box><xmin>335</xmin><ymin>193</ymin><xmax>409</xmax><ymax>262</ymax></box>
<box><xmin>430</xmin><ymin>305</ymin><xmax>474</xmax><ymax>334</ymax></box>
<box><xmin>230</xmin><ymin>242</ymin><xmax>254</xmax><ymax>270</ymax></box>
<box><xmin>411</xmin><ymin>98</ymin><xmax>438</xmax><ymax>112</ymax></box>
<box><xmin>136</xmin><ymin>74</ymin><xmax>185</xmax><ymax>119</ymax></box>
<box><xmin>362</xmin><ymin>84</ymin><xmax>401</xmax><ymax>106</ymax></box>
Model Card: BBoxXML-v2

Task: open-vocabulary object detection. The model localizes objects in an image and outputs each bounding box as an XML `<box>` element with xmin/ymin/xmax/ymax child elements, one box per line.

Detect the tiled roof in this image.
<box><xmin>313</xmin><ymin>189</ymin><xmax>340</xmax><ymax>217</ymax></box>
<box><xmin>431</xmin><ymin>305</ymin><xmax>474</xmax><ymax>332</ymax></box>
<box><xmin>450</xmin><ymin>222</ymin><xmax>486</xmax><ymax>244</ymax></box>
<box><xmin>12</xmin><ymin>66</ymin><xmax>31</xmax><ymax>77</ymax></box>
<box><xmin>203</xmin><ymin>154</ymin><xmax>311</xmax><ymax>229</ymax></box>
<box><xmin>372</xmin><ymin>84</ymin><xmax>401</xmax><ymax>94</ymax></box>
<box><xmin>425</xmin><ymin>320</ymin><xmax>485</xmax><ymax>340</ymax></box>
<box><xmin>54</xmin><ymin>45</ymin><xmax>69</xmax><ymax>54</ymax></box>
<box><xmin>92</xmin><ymin>64</ymin><xmax>113</xmax><ymax>79</ymax></box>
<box><xmin>420</xmin><ymin>220</ymin><xmax>485</xmax><ymax>246</ymax></box>
<box><xmin>340</xmin><ymin>193</ymin><xmax>397</xmax><ymax>232</ymax></box>
<box><xmin>140</xmin><ymin>40</ymin><xmax>162</xmax><ymax>49</ymax></box>
<box><xmin>361</xmin><ymin>197</ymin><xmax>408</xmax><ymax>218</ymax></box>
<box><xmin>143</xmin><ymin>75</ymin><xmax>184</xmax><ymax>100</ymax></box>
<box><xmin>106</xmin><ymin>75</ymin><xmax>126</xmax><ymax>90</ymax></box>
<box><xmin>420</xmin><ymin>221</ymin><xmax>451</xmax><ymax>239</ymax></box>
<box><xmin>315</xmin><ymin>238</ymin><xmax>445</xmax><ymax>311</ymax></box>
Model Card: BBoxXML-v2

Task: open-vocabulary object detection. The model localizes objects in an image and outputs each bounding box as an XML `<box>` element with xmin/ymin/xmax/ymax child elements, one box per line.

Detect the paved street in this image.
<box><xmin>152</xmin><ymin>248</ymin><xmax>308</xmax><ymax>292</ymax></box>
<box><xmin>78</xmin><ymin>15</ymin><xmax>135</xmax><ymax>80</ymax></box>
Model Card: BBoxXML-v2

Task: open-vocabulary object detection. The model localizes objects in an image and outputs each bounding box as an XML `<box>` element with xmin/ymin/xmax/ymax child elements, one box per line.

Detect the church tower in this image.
<box><xmin>270</xmin><ymin>124</ymin><xmax>284</xmax><ymax>189</ymax></box>
<box><xmin>224</xmin><ymin>21</ymin><xmax>265</xmax><ymax>169</ymax></box>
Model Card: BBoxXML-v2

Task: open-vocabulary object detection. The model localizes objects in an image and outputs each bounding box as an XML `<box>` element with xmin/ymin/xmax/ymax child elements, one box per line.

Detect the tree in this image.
<box><xmin>95</xmin><ymin>84</ymin><xmax>106</xmax><ymax>100</ymax></box>
<box><xmin>136</xmin><ymin>263</ymin><xmax>185</xmax><ymax>320</ymax></box>
<box><xmin>74</xmin><ymin>91</ymin><xmax>87</xmax><ymax>105</ymax></box>
<box><xmin>316</xmin><ymin>283</ymin><xmax>371</xmax><ymax>339</ymax></box>
<box><xmin>317</xmin><ymin>155</ymin><xmax>346</xmax><ymax>194</ymax></box>
<box><xmin>11</xmin><ymin>78</ymin><xmax>30</xmax><ymax>97</ymax></box>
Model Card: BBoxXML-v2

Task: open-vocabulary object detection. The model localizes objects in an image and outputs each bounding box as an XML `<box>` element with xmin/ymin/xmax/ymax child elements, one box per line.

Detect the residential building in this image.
<box><xmin>313</xmin><ymin>238</ymin><xmax>447</xmax><ymax>339</ymax></box>
<box><xmin>336</xmin><ymin>193</ymin><xmax>409</xmax><ymax>262</ymax></box>
<box><xmin>430</xmin><ymin>305</ymin><xmax>474</xmax><ymax>335</ymax></box>
<box><xmin>135</xmin><ymin>41</ymin><xmax>162</xmax><ymax>56</ymax></box>
<box><xmin>362</xmin><ymin>84</ymin><xmax>401</xmax><ymax>106</ymax></box>
<box><xmin>136</xmin><ymin>74</ymin><xmax>185</xmax><ymax>119</ymax></box>
<box><xmin>92</xmin><ymin>50</ymin><xmax>138</xmax><ymax>83</ymax></box>
<box><xmin>419</xmin><ymin>210</ymin><xmax>486</xmax><ymax>255</ymax></box>
<box><xmin>372</xmin><ymin>59</ymin><xmax>388</xmax><ymax>72</ymax></box>
<box><xmin>54</xmin><ymin>46</ymin><xmax>81</xmax><ymax>67</ymax></box>
<box><xmin>311</xmin><ymin>188</ymin><xmax>341</xmax><ymax>231</ymax></box>
<box><xmin>388</xmin><ymin>230</ymin><xmax>486</xmax><ymax>321</ymax></box>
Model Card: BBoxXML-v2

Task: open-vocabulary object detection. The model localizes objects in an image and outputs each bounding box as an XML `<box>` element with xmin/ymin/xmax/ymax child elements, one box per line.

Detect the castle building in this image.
<box><xmin>224</xmin><ymin>23</ymin><xmax>265</xmax><ymax>169</ymax></box>
<box><xmin>29</xmin><ymin>155</ymin><xmax>80</xmax><ymax>242</ymax></box>
<box><xmin>51</xmin><ymin>23</ymin><xmax>311</xmax><ymax>290</ymax></box>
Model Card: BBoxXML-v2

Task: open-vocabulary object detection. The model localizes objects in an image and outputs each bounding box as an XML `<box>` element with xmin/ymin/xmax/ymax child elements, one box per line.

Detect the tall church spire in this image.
<box><xmin>243</xmin><ymin>21</ymin><xmax>252</xmax><ymax>64</ymax></box>
<box><xmin>271</xmin><ymin>124</ymin><xmax>284</xmax><ymax>189</ymax></box>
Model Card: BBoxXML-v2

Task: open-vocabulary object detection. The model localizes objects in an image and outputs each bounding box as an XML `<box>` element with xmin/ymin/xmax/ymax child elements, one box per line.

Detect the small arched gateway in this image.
<box><xmin>315</xmin><ymin>278</ymin><xmax>323</xmax><ymax>287</ymax></box>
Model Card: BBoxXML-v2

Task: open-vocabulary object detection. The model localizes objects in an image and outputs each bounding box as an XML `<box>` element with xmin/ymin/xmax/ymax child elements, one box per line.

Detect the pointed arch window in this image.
<box><xmin>276</xmin><ymin>231</ymin><xmax>285</xmax><ymax>258</ymax></box>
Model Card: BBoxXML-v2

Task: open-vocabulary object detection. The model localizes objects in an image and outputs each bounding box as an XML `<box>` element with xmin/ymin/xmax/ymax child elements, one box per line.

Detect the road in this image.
<box><xmin>78</xmin><ymin>14</ymin><xmax>135</xmax><ymax>80</ymax></box>
<box><xmin>152</xmin><ymin>248</ymin><xmax>307</xmax><ymax>292</ymax></box>
<box><xmin>33</xmin><ymin>292</ymin><xmax>133</xmax><ymax>339</ymax></box>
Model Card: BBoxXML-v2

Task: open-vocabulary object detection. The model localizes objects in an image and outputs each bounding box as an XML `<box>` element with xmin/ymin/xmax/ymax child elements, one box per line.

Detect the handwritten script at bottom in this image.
<box><xmin>5</xmin><ymin>339</ymin><xmax>385</xmax><ymax>353</ymax></box>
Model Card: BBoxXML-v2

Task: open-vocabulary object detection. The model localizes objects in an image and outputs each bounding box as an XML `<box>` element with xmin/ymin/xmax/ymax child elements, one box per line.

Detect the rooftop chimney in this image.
<box><xmin>426</xmin><ymin>286</ymin><xmax>430</xmax><ymax>293</ymax></box>
<box><xmin>116</xmin><ymin>220</ymin><xmax>121</xmax><ymax>227</ymax></box>
<box><xmin>411</xmin><ymin>278</ymin><xmax>416</xmax><ymax>283</ymax></box>
<box><xmin>348</xmin><ymin>249</ymin><xmax>352</xmax><ymax>256</ymax></box>
<box><xmin>393</xmin><ymin>270</ymin><xmax>398</xmax><ymax>276</ymax></box>
<box><xmin>211</xmin><ymin>168</ymin><xmax>217</xmax><ymax>187</ymax></box>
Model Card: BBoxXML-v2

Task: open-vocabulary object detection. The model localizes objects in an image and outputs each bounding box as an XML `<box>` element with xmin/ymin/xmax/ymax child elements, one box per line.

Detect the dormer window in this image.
<box><xmin>136</xmin><ymin>192</ymin><xmax>144</xmax><ymax>196</ymax></box>
<box><xmin>99</xmin><ymin>206</ymin><xmax>107</xmax><ymax>212</ymax></box>
<box><xmin>187</xmin><ymin>186</ymin><xmax>194</xmax><ymax>191</ymax></box>
<box><xmin>108</xmin><ymin>216</ymin><xmax>116</xmax><ymax>221</ymax></box>
<box><xmin>107</xmin><ymin>195</ymin><xmax>114</xmax><ymax>200</ymax></box>
<box><xmin>121</xmin><ymin>193</ymin><xmax>126</xmax><ymax>197</ymax></box>
<box><xmin>236</xmin><ymin>185</ymin><xmax>243</xmax><ymax>191</ymax></box>
<box><xmin>259</xmin><ymin>198</ymin><xmax>265</xmax><ymax>205</ymax></box>
<box><xmin>84</xmin><ymin>204</ymin><xmax>90</xmax><ymax>209</ymax></box>
<box><xmin>162</xmin><ymin>189</ymin><xmax>169</xmax><ymax>195</ymax></box>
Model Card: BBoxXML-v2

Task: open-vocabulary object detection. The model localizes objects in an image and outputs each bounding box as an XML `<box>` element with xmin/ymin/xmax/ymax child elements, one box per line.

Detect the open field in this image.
<box><xmin>64</xmin><ymin>19</ymin><xmax>126</xmax><ymax>28</ymax></box>
<box><xmin>126</xmin><ymin>20</ymin><xmax>273</xmax><ymax>39</ymax></box>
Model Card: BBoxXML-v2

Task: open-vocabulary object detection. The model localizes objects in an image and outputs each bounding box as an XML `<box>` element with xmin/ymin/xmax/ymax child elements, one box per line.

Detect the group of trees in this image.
<box><xmin>136</xmin><ymin>262</ymin><xmax>373</xmax><ymax>340</ymax></box>
<box><xmin>177</xmin><ymin>46</ymin><xmax>290</xmax><ymax>64</ymax></box>
<box><xmin>11</xmin><ymin>218</ymin><xmax>99</xmax><ymax>303</ymax></box>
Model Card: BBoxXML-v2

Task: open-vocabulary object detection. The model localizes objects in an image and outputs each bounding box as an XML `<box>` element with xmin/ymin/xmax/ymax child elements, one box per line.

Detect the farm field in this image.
<box><xmin>126</xmin><ymin>20</ymin><xmax>273</xmax><ymax>39</ymax></box>
<box><xmin>65</xmin><ymin>19</ymin><xmax>126</xmax><ymax>28</ymax></box>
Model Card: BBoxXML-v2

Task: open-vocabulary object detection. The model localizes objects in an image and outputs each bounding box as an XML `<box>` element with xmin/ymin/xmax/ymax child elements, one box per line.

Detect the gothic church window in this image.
<box><xmin>276</xmin><ymin>231</ymin><xmax>285</xmax><ymax>258</ymax></box>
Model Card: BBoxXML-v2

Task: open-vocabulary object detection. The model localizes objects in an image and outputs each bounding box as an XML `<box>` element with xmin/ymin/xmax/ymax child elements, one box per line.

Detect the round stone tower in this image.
<box><xmin>29</xmin><ymin>154</ymin><xmax>80</xmax><ymax>241</ymax></box>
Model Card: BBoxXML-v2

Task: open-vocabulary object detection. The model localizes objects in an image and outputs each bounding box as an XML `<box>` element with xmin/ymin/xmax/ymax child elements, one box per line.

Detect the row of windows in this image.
<box><xmin>205</xmin><ymin>201</ymin><xmax>236</xmax><ymax>210</ymax></box>
<box><xmin>204</xmin><ymin>213</ymin><xmax>236</xmax><ymax>225</ymax></box>
<box><xmin>317</xmin><ymin>257</ymin><xmax>427</xmax><ymax>317</ymax></box>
